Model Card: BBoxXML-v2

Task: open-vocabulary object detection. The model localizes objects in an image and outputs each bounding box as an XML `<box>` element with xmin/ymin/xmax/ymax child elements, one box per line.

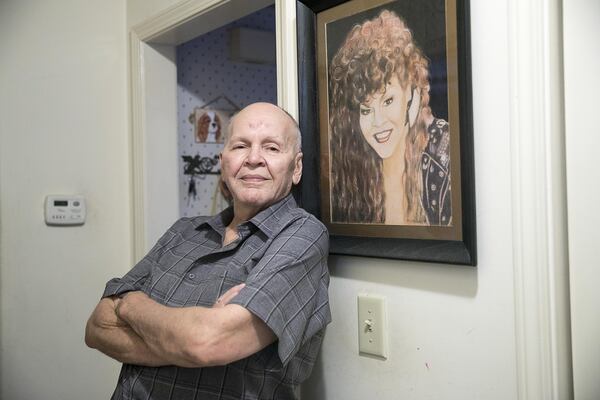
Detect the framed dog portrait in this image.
<box><xmin>296</xmin><ymin>0</ymin><xmax>476</xmax><ymax>265</ymax></box>
<box><xmin>188</xmin><ymin>108</ymin><xmax>231</xmax><ymax>144</ymax></box>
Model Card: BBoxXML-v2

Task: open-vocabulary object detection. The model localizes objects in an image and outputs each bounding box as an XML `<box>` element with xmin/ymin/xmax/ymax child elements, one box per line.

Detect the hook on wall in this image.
<box><xmin>201</xmin><ymin>95</ymin><xmax>241</xmax><ymax>111</ymax></box>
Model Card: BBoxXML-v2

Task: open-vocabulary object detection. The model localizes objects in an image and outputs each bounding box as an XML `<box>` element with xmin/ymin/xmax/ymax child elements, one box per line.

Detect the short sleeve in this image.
<box><xmin>101</xmin><ymin>218</ymin><xmax>188</xmax><ymax>298</ymax></box>
<box><xmin>229</xmin><ymin>216</ymin><xmax>331</xmax><ymax>367</ymax></box>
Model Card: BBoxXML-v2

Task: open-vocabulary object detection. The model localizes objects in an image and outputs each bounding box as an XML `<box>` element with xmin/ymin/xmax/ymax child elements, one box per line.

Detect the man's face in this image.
<box><xmin>220</xmin><ymin>104</ymin><xmax>302</xmax><ymax>216</ymax></box>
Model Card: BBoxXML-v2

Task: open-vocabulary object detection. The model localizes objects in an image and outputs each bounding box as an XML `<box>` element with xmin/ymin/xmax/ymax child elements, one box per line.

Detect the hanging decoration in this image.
<box><xmin>181</xmin><ymin>95</ymin><xmax>240</xmax><ymax>213</ymax></box>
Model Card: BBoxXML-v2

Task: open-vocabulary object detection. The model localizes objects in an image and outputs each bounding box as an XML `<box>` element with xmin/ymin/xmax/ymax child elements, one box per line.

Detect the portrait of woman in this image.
<box><xmin>328</xmin><ymin>9</ymin><xmax>452</xmax><ymax>226</ymax></box>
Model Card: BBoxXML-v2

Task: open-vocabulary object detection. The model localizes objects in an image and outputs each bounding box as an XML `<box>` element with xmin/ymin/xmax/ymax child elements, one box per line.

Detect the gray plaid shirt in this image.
<box><xmin>102</xmin><ymin>194</ymin><xmax>331</xmax><ymax>400</ymax></box>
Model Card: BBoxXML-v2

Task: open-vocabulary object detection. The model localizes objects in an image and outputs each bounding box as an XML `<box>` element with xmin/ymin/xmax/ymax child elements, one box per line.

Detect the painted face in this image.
<box><xmin>220</xmin><ymin>104</ymin><xmax>302</xmax><ymax>216</ymax></box>
<box><xmin>358</xmin><ymin>77</ymin><xmax>411</xmax><ymax>159</ymax></box>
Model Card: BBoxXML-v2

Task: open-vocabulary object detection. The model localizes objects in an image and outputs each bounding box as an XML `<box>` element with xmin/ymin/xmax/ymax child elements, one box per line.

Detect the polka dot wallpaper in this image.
<box><xmin>177</xmin><ymin>5</ymin><xmax>277</xmax><ymax>218</ymax></box>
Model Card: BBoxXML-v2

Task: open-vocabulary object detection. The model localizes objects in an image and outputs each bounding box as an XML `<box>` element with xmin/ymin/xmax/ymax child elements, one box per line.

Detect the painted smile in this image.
<box><xmin>373</xmin><ymin>129</ymin><xmax>393</xmax><ymax>143</ymax></box>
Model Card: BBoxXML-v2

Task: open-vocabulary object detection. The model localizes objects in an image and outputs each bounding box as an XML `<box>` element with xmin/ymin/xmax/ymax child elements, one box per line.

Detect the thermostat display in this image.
<box><xmin>45</xmin><ymin>195</ymin><xmax>86</xmax><ymax>226</ymax></box>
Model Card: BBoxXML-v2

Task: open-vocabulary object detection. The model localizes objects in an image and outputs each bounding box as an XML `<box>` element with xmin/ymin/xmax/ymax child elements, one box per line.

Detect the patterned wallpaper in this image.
<box><xmin>177</xmin><ymin>5</ymin><xmax>277</xmax><ymax>218</ymax></box>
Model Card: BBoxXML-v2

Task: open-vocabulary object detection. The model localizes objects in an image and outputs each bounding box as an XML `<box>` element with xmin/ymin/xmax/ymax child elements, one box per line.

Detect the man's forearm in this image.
<box><xmin>115</xmin><ymin>286</ymin><xmax>270</xmax><ymax>368</ymax></box>
<box><xmin>86</xmin><ymin>322</ymin><xmax>167</xmax><ymax>366</ymax></box>
<box><xmin>115</xmin><ymin>292</ymin><xmax>212</xmax><ymax>367</ymax></box>
<box><xmin>85</xmin><ymin>297</ymin><xmax>169</xmax><ymax>367</ymax></box>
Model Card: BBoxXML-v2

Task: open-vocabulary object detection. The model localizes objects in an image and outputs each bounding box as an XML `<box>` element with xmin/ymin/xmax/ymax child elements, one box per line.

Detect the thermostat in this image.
<box><xmin>45</xmin><ymin>195</ymin><xmax>86</xmax><ymax>226</ymax></box>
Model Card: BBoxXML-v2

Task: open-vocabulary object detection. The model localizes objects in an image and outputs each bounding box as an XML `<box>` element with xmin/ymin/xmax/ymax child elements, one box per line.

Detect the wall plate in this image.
<box><xmin>357</xmin><ymin>293</ymin><xmax>388</xmax><ymax>359</ymax></box>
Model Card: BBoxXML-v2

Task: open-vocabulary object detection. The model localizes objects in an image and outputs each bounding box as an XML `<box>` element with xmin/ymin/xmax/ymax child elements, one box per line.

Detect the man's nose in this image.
<box><xmin>245</xmin><ymin>146</ymin><xmax>265</xmax><ymax>166</ymax></box>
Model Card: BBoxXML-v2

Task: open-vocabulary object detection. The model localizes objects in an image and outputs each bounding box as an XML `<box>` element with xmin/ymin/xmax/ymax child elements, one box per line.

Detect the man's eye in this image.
<box><xmin>383</xmin><ymin>96</ymin><xmax>394</xmax><ymax>106</ymax></box>
<box><xmin>266</xmin><ymin>146</ymin><xmax>280</xmax><ymax>152</ymax></box>
<box><xmin>360</xmin><ymin>107</ymin><xmax>371</xmax><ymax>116</ymax></box>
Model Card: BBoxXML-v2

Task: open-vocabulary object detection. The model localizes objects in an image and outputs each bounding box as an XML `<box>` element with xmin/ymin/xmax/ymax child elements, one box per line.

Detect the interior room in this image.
<box><xmin>0</xmin><ymin>0</ymin><xmax>598</xmax><ymax>399</ymax></box>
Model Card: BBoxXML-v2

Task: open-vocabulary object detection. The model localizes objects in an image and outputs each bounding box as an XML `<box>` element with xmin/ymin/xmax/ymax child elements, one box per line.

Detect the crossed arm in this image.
<box><xmin>84</xmin><ymin>285</ymin><xmax>277</xmax><ymax>368</ymax></box>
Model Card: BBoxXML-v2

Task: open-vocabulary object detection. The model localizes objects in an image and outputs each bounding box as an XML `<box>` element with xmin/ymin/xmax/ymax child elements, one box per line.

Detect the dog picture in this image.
<box><xmin>189</xmin><ymin>108</ymin><xmax>231</xmax><ymax>143</ymax></box>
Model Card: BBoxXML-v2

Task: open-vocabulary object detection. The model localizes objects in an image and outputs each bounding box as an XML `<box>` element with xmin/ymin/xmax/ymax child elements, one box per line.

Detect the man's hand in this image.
<box><xmin>213</xmin><ymin>283</ymin><xmax>245</xmax><ymax>308</ymax></box>
<box><xmin>85</xmin><ymin>296</ymin><xmax>168</xmax><ymax>367</ymax></box>
<box><xmin>99</xmin><ymin>297</ymin><xmax>129</xmax><ymax>328</ymax></box>
<box><xmin>114</xmin><ymin>291</ymin><xmax>151</xmax><ymax>318</ymax></box>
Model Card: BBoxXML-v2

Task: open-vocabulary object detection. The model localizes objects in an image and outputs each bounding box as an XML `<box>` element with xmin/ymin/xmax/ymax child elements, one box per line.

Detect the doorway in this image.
<box><xmin>177</xmin><ymin>5</ymin><xmax>277</xmax><ymax>218</ymax></box>
<box><xmin>129</xmin><ymin>0</ymin><xmax>298</xmax><ymax>257</ymax></box>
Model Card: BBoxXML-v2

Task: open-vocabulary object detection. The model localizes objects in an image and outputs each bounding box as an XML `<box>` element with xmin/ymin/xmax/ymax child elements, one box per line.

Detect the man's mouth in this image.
<box><xmin>241</xmin><ymin>175</ymin><xmax>268</xmax><ymax>183</ymax></box>
<box><xmin>373</xmin><ymin>129</ymin><xmax>393</xmax><ymax>143</ymax></box>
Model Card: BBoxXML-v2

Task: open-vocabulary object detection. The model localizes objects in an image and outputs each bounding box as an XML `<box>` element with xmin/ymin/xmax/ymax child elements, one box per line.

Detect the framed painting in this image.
<box><xmin>295</xmin><ymin>0</ymin><xmax>476</xmax><ymax>265</ymax></box>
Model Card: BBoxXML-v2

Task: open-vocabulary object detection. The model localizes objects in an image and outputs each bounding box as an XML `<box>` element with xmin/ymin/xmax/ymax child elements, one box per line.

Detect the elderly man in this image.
<box><xmin>85</xmin><ymin>102</ymin><xmax>330</xmax><ymax>399</ymax></box>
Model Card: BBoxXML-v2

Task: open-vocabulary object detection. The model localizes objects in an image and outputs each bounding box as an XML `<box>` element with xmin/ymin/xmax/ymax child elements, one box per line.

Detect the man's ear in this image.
<box><xmin>407</xmin><ymin>87</ymin><xmax>421</xmax><ymax>128</ymax></box>
<box><xmin>292</xmin><ymin>152</ymin><xmax>303</xmax><ymax>185</ymax></box>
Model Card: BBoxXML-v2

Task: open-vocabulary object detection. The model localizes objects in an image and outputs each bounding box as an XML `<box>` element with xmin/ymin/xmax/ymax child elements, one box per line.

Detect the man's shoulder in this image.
<box><xmin>274</xmin><ymin>207</ymin><xmax>329</xmax><ymax>252</ymax></box>
<box><xmin>170</xmin><ymin>216</ymin><xmax>208</xmax><ymax>229</ymax></box>
<box><xmin>163</xmin><ymin>216</ymin><xmax>213</xmax><ymax>238</ymax></box>
<box><xmin>272</xmin><ymin>196</ymin><xmax>328</xmax><ymax>235</ymax></box>
<box><xmin>253</xmin><ymin>195</ymin><xmax>328</xmax><ymax>240</ymax></box>
<box><xmin>286</xmin><ymin>207</ymin><xmax>328</xmax><ymax>234</ymax></box>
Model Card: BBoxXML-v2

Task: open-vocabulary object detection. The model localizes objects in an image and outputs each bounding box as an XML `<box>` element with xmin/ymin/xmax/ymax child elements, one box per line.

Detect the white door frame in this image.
<box><xmin>507</xmin><ymin>0</ymin><xmax>572</xmax><ymax>398</ymax></box>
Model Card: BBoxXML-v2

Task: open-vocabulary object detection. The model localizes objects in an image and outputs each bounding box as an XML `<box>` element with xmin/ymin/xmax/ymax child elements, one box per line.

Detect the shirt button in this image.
<box><xmin>188</xmin><ymin>273</ymin><xmax>195</xmax><ymax>279</ymax></box>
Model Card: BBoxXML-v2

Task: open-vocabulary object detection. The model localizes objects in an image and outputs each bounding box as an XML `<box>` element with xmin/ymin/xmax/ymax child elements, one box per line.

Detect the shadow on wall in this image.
<box><xmin>327</xmin><ymin>255</ymin><xmax>478</xmax><ymax>298</ymax></box>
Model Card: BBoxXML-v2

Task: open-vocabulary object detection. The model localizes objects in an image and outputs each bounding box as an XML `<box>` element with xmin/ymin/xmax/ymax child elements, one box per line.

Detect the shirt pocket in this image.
<box><xmin>143</xmin><ymin>238</ymin><xmax>216</xmax><ymax>304</ymax></box>
<box><xmin>177</xmin><ymin>264</ymin><xmax>248</xmax><ymax>307</ymax></box>
<box><xmin>141</xmin><ymin>257</ymin><xmax>194</xmax><ymax>304</ymax></box>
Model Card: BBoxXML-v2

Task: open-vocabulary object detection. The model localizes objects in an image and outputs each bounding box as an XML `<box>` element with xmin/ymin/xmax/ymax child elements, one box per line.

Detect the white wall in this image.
<box><xmin>302</xmin><ymin>2</ymin><xmax>520</xmax><ymax>398</ymax></box>
<box><xmin>564</xmin><ymin>0</ymin><xmax>600</xmax><ymax>399</ymax></box>
<box><xmin>128</xmin><ymin>0</ymin><xmax>184</xmax><ymax>28</ymax></box>
<box><xmin>0</xmin><ymin>1</ymin><xmax>129</xmax><ymax>399</ymax></box>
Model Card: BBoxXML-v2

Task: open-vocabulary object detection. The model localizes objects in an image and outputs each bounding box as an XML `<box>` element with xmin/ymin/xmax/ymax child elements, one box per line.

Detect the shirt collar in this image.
<box><xmin>197</xmin><ymin>193</ymin><xmax>299</xmax><ymax>238</ymax></box>
<box><xmin>248</xmin><ymin>194</ymin><xmax>298</xmax><ymax>238</ymax></box>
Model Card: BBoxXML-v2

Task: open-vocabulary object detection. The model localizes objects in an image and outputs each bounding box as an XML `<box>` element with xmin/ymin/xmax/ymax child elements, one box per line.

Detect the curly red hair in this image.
<box><xmin>329</xmin><ymin>10</ymin><xmax>431</xmax><ymax>223</ymax></box>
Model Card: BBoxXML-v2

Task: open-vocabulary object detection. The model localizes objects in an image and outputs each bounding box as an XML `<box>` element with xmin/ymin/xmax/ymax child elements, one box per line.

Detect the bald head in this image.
<box><xmin>225</xmin><ymin>103</ymin><xmax>302</xmax><ymax>153</ymax></box>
